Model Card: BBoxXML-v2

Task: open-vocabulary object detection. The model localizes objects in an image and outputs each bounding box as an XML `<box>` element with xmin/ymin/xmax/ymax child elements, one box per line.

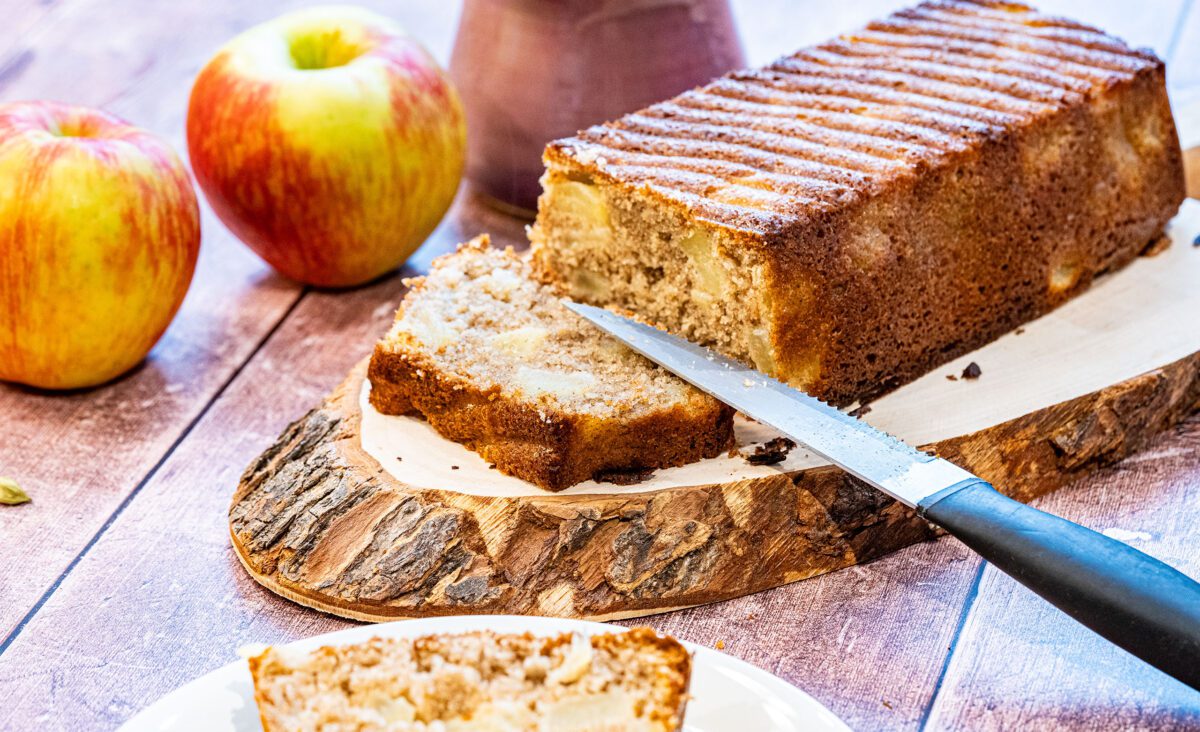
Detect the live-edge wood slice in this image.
<box><xmin>230</xmin><ymin>200</ymin><xmax>1200</xmax><ymax>622</ymax></box>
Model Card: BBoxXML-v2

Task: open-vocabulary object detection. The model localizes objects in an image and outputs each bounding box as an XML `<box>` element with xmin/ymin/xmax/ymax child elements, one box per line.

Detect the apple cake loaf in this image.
<box><xmin>367</xmin><ymin>236</ymin><xmax>734</xmax><ymax>491</ymax></box>
<box><xmin>249</xmin><ymin>628</ymin><xmax>692</xmax><ymax>731</ymax></box>
<box><xmin>530</xmin><ymin>0</ymin><xmax>1186</xmax><ymax>405</ymax></box>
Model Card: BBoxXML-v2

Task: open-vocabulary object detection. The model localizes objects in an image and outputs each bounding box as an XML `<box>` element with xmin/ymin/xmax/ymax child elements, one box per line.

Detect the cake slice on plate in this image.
<box><xmin>367</xmin><ymin>236</ymin><xmax>734</xmax><ymax>491</ymax></box>
<box><xmin>249</xmin><ymin>627</ymin><xmax>692</xmax><ymax>731</ymax></box>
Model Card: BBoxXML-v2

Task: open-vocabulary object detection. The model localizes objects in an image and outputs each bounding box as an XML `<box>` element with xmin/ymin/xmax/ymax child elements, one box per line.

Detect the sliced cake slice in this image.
<box><xmin>249</xmin><ymin>627</ymin><xmax>692</xmax><ymax>731</ymax></box>
<box><xmin>367</xmin><ymin>235</ymin><xmax>734</xmax><ymax>491</ymax></box>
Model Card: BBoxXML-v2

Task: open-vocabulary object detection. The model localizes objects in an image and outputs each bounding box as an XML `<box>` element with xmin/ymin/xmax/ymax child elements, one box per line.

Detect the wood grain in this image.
<box><xmin>228</xmin><ymin>198</ymin><xmax>1200</xmax><ymax>621</ymax></box>
<box><xmin>228</xmin><ymin>334</ymin><xmax>1200</xmax><ymax>621</ymax></box>
<box><xmin>0</xmin><ymin>0</ymin><xmax>305</xmax><ymax>641</ymax></box>
<box><xmin>923</xmin><ymin>427</ymin><xmax>1200</xmax><ymax>731</ymax></box>
<box><xmin>0</xmin><ymin>0</ymin><xmax>474</xmax><ymax>646</ymax></box>
<box><xmin>0</xmin><ymin>189</ymin><xmax>524</xmax><ymax>732</ymax></box>
<box><xmin>643</xmin><ymin>535</ymin><xmax>984</xmax><ymax>730</ymax></box>
<box><xmin>1</xmin><ymin>1</ymin><xmax>1199</xmax><ymax>731</ymax></box>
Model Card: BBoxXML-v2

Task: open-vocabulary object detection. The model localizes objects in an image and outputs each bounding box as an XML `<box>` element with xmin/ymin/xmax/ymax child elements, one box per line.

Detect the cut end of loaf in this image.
<box><xmin>249</xmin><ymin>628</ymin><xmax>692</xmax><ymax>732</ymax></box>
<box><xmin>367</xmin><ymin>236</ymin><xmax>734</xmax><ymax>491</ymax></box>
<box><xmin>530</xmin><ymin>174</ymin><xmax>780</xmax><ymax>381</ymax></box>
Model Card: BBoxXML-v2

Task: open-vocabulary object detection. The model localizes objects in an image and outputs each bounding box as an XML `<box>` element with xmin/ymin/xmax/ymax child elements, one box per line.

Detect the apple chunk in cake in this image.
<box><xmin>367</xmin><ymin>236</ymin><xmax>734</xmax><ymax>491</ymax></box>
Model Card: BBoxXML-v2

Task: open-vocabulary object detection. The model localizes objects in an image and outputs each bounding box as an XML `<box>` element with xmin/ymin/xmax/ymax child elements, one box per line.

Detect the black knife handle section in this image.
<box><xmin>918</xmin><ymin>480</ymin><xmax>1200</xmax><ymax>691</ymax></box>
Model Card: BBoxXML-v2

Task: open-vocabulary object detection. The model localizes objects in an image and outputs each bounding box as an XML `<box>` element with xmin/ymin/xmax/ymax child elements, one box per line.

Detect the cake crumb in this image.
<box><xmin>745</xmin><ymin>437</ymin><xmax>796</xmax><ymax>465</ymax></box>
<box><xmin>945</xmin><ymin>374</ymin><xmax>958</xmax><ymax>381</ymax></box>
<box><xmin>451</xmin><ymin>465</ymin><xmax>460</xmax><ymax>470</ymax></box>
<box><xmin>1141</xmin><ymin>234</ymin><xmax>1171</xmax><ymax>257</ymax></box>
<box><xmin>249</xmin><ymin>628</ymin><xmax>690</xmax><ymax>730</ymax></box>
<box><xmin>883</xmin><ymin>699</ymin><xmax>894</xmax><ymax>710</ymax></box>
<box><xmin>961</xmin><ymin>362</ymin><xmax>982</xmax><ymax>380</ymax></box>
<box><xmin>1014</xmin><ymin>327</ymin><xmax>1026</xmax><ymax>335</ymax></box>
<box><xmin>715</xmin><ymin>640</ymin><xmax>726</xmax><ymax>650</ymax></box>
<box><xmin>595</xmin><ymin>467</ymin><xmax>656</xmax><ymax>486</ymax></box>
<box><xmin>849</xmin><ymin>403</ymin><xmax>872</xmax><ymax>418</ymax></box>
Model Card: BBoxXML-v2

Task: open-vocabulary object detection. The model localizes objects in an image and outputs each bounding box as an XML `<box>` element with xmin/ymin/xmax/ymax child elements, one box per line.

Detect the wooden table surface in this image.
<box><xmin>2</xmin><ymin>1</ymin><xmax>1200</xmax><ymax>729</ymax></box>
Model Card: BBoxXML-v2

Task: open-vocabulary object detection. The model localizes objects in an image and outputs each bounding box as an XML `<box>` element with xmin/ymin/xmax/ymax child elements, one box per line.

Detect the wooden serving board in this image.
<box><xmin>230</xmin><ymin>188</ymin><xmax>1200</xmax><ymax>622</ymax></box>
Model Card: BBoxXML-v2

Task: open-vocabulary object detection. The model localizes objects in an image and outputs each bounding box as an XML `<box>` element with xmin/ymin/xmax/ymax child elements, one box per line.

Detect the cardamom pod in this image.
<box><xmin>0</xmin><ymin>477</ymin><xmax>30</xmax><ymax>505</ymax></box>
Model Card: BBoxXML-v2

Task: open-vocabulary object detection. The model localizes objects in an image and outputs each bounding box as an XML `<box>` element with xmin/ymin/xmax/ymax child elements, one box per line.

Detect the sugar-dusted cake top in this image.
<box><xmin>545</xmin><ymin>0</ymin><xmax>1162</xmax><ymax>235</ymax></box>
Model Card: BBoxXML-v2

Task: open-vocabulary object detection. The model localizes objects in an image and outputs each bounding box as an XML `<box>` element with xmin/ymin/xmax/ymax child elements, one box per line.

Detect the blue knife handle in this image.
<box><xmin>917</xmin><ymin>479</ymin><xmax>1200</xmax><ymax>691</ymax></box>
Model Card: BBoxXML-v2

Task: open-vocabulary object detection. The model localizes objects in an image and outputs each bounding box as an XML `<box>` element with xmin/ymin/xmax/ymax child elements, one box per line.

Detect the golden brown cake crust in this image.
<box><xmin>368</xmin><ymin>344</ymin><xmax>733</xmax><ymax>491</ymax></box>
<box><xmin>534</xmin><ymin>0</ymin><xmax>1186</xmax><ymax>405</ymax></box>
<box><xmin>367</xmin><ymin>239</ymin><xmax>734</xmax><ymax>491</ymax></box>
<box><xmin>543</xmin><ymin>0</ymin><xmax>1173</xmax><ymax>235</ymax></box>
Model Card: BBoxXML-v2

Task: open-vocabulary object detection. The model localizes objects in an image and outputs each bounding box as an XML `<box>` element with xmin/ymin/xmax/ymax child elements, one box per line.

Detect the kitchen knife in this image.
<box><xmin>565</xmin><ymin>301</ymin><xmax>1200</xmax><ymax>691</ymax></box>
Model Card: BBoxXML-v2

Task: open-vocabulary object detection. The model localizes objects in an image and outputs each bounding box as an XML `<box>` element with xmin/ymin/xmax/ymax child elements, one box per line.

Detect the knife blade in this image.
<box><xmin>563</xmin><ymin>302</ymin><xmax>973</xmax><ymax>508</ymax></box>
<box><xmin>566</xmin><ymin>301</ymin><xmax>1200</xmax><ymax>691</ymax></box>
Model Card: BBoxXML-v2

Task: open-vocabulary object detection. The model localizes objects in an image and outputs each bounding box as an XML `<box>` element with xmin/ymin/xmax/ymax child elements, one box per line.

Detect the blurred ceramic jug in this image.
<box><xmin>450</xmin><ymin>0</ymin><xmax>745</xmax><ymax>213</ymax></box>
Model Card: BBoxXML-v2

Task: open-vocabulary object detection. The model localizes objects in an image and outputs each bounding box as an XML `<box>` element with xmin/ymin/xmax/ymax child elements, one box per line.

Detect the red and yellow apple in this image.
<box><xmin>0</xmin><ymin>101</ymin><xmax>201</xmax><ymax>390</ymax></box>
<box><xmin>187</xmin><ymin>6</ymin><xmax>466</xmax><ymax>288</ymax></box>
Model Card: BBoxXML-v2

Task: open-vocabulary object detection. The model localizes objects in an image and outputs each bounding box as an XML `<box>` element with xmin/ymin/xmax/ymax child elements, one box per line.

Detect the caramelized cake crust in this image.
<box><xmin>531</xmin><ymin>0</ymin><xmax>1185</xmax><ymax>404</ymax></box>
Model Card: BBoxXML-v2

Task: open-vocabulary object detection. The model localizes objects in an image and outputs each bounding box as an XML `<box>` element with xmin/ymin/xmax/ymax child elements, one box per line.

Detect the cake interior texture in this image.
<box><xmin>530</xmin><ymin>0</ymin><xmax>1185</xmax><ymax>405</ymax></box>
<box><xmin>367</xmin><ymin>236</ymin><xmax>733</xmax><ymax>490</ymax></box>
<box><xmin>249</xmin><ymin>628</ymin><xmax>691</xmax><ymax>732</ymax></box>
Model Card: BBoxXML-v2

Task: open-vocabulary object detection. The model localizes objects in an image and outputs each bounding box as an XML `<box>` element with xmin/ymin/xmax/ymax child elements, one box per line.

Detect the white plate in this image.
<box><xmin>121</xmin><ymin>615</ymin><xmax>850</xmax><ymax>732</ymax></box>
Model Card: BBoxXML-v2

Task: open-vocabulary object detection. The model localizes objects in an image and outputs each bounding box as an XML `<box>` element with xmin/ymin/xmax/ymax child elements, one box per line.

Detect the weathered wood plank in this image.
<box><xmin>17</xmin><ymin>421</ymin><xmax>1200</xmax><ymax>731</ymax></box>
<box><xmin>0</xmin><ymin>0</ymin><xmax>466</xmax><ymax>643</ymax></box>
<box><xmin>0</xmin><ymin>193</ymin><xmax>525</xmax><ymax>731</ymax></box>
<box><xmin>227</xmin><ymin>195</ymin><xmax>1200</xmax><ymax>619</ymax></box>
<box><xmin>2</xmin><ymin>1</ymin><xmax>1198</xmax><ymax>731</ymax></box>
<box><xmin>922</xmin><ymin>424</ymin><xmax>1200</xmax><ymax>731</ymax></box>
<box><xmin>645</xmin><ymin>538</ymin><xmax>983</xmax><ymax>730</ymax></box>
<box><xmin>0</xmin><ymin>1</ymin><xmax>304</xmax><ymax>642</ymax></box>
